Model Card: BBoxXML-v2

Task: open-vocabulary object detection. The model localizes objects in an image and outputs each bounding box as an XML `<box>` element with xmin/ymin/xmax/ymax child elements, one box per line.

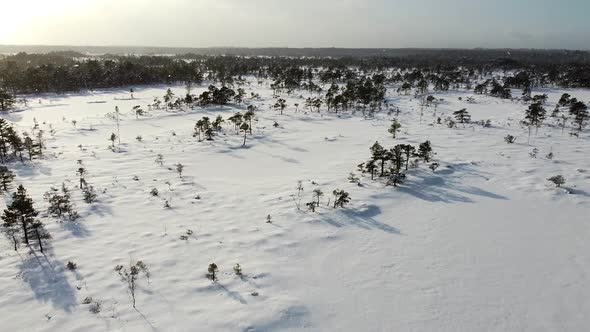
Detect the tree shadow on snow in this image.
<box><xmin>62</xmin><ymin>220</ymin><xmax>92</xmax><ymax>238</ymax></box>
<box><xmin>243</xmin><ymin>306</ymin><xmax>310</xmax><ymax>332</ymax></box>
<box><xmin>393</xmin><ymin>164</ymin><xmax>508</xmax><ymax>203</ymax></box>
<box><xmin>218</xmin><ymin>283</ymin><xmax>248</xmax><ymax>305</ymax></box>
<box><xmin>320</xmin><ymin>204</ymin><xmax>400</xmax><ymax>234</ymax></box>
<box><xmin>17</xmin><ymin>249</ymin><xmax>77</xmax><ymax>313</ymax></box>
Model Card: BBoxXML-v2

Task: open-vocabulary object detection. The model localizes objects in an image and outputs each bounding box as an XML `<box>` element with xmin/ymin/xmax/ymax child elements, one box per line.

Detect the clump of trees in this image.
<box><xmin>358</xmin><ymin>140</ymin><xmax>434</xmax><ymax>187</ymax></box>
<box><xmin>44</xmin><ymin>183</ymin><xmax>79</xmax><ymax>221</ymax></box>
<box><xmin>0</xmin><ymin>89</ymin><xmax>15</xmax><ymax>112</ymax></box>
<box><xmin>2</xmin><ymin>185</ymin><xmax>49</xmax><ymax>252</ymax></box>
<box><xmin>0</xmin><ymin>119</ymin><xmax>43</xmax><ymax>163</ymax></box>
<box><xmin>198</xmin><ymin>85</ymin><xmax>236</xmax><ymax>106</ymax></box>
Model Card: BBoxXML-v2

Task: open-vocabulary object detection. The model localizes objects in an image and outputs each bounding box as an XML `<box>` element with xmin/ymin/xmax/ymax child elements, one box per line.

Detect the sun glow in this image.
<box><xmin>0</xmin><ymin>0</ymin><xmax>92</xmax><ymax>43</ymax></box>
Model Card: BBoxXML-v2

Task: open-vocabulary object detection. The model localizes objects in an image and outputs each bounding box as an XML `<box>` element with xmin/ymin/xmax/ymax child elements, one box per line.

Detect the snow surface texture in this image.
<box><xmin>1</xmin><ymin>82</ymin><xmax>589</xmax><ymax>332</ymax></box>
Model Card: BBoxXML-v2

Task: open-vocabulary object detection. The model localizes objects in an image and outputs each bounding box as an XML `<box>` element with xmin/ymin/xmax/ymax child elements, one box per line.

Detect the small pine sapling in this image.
<box><xmin>429</xmin><ymin>162</ymin><xmax>440</xmax><ymax>173</ymax></box>
<box><xmin>175</xmin><ymin>163</ymin><xmax>184</xmax><ymax>178</ymax></box>
<box><xmin>207</xmin><ymin>263</ymin><xmax>219</xmax><ymax>281</ymax></box>
<box><xmin>348</xmin><ymin>172</ymin><xmax>360</xmax><ymax>184</ymax></box>
<box><xmin>233</xmin><ymin>264</ymin><xmax>243</xmax><ymax>277</ymax></box>
<box><xmin>306</xmin><ymin>201</ymin><xmax>318</xmax><ymax>212</ymax></box>
<box><xmin>547</xmin><ymin>175</ymin><xmax>565</xmax><ymax>188</ymax></box>
<box><xmin>109</xmin><ymin>133</ymin><xmax>117</xmax><ymax>148</ymax></box>
<box><xmin>155</xmin><ymin>154</ymin><xmax>164</xmax><ymax>166</ymax></box>
<box><xmin>332</xmin><ymin>189</ymin><xmax>351</xmax><ymax>208</ymax></box>
<box><xmin>83</xmin><ymin>186</ymin><xmax>98</xmax><ymax>203</ymax></box>
<box><xmin>115</xmin><ymin>261</ymin><xmax>150</xmax><ymax>308</ymax></box>
<box><xmin>312</xmin><ymin>189</ymin><xmax>323</xmax><ymax>206</ymax></box>
<box><xmin>388</xmin><ymin>119</ymin><xmax>402</xmax><ymax>138</ymax></box>
<box><xmin>77</xmin><ymin>167</ymin><xmax>87</xmax><ymax>189</ymax></box>
<box><xmin>295</xmin><ymin>180</ymin><xmax>304</xmax><ymax>210</ymax></box>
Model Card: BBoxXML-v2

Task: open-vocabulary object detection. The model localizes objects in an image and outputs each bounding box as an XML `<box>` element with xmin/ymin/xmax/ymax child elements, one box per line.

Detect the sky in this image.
<box><xmin>0</xmin><ymin>0</ymin><xmax>588</xmax><ymax>49</ymax></box>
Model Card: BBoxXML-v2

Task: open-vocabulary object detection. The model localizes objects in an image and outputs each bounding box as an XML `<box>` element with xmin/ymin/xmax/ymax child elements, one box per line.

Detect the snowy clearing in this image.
<box><xmin>1</xmin><ymin>81</ymin><xmax>589</xmax><ymax>332</ymax></box>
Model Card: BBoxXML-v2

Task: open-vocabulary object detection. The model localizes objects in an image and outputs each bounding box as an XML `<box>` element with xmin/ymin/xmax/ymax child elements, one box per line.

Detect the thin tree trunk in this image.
<box><xmin>20</xmin><ymin>218</ymin><xmax>29</xmax><ymax>244</ymax></box>
<box><xmin>12</xmin><ymin>234</ymin><xmax>17</xmax><ymax>251</ymax></box>
<box><xmin>35</xmin><ymin>229</ymin><xmax>43</xmax><ymax>253</ymax></box>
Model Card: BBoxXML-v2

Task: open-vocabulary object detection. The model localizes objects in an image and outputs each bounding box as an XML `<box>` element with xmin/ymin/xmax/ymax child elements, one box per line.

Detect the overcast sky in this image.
<box><xmin>0</xmin><ymin>0</ymin><xmax>588</xmax><ymax>49</ymax></box>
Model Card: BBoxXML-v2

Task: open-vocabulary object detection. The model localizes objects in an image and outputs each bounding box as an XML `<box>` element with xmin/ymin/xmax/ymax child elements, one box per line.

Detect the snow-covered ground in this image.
<box><xmin>1</xmin><ymin>81</ymin><xmax>589</xmax><ymax>332</ymax></box>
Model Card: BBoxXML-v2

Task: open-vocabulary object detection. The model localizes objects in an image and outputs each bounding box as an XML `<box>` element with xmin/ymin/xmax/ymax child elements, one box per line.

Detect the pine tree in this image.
<box><xmin>207</xmin><ymin>263</ymin><xmax>219</xmax><ymax>281</ymax></box>
<box><xmin>273</xmin><ymin>98</ymin><xmax>287</xmax><ymax>115</ymax></box>
<box><xmin>572</xmin><ymin>106</ymin><xmax>589</xmax><ymax>132</ymax></box>
<box><xmin>109</xmin><ymin>133</ymin><xmax>117</xmax><ymax>148</ymax></box>
<box><xmin>401</xmin><ymin>144</ymin><xmax>416</xmax><ymax>170</ymax></box>
<box><xmin>0</xmin><ymin>166</ymin><xmax>15</xmax><ymax>193</ymax></box>
<box><xmin>388</xmin><ymin>119</ymin><xmax>401</xmax><ymax>138</ymax></box>
<box><xmin>0</xmin><ymin>119</ymin><xmax>11</xmax><ymax>163</ymax></box>
<box><xmin>44</xmin><ymin>184</ymin><xmax>78</xmax><ymax>221</ymax></box>
<box><xmin>240</xmin><ymin>122</ymin><xmax>250</xmax><ymax>146</ymax></box>
<box><xmin>524</xmin><ymin>102</ymin><xmax>546</xmax><ymax>138</ymax></box>
<box><xmin>24</xmin><ymin>135</ymin><xmax>35</xmax><ymax>160</ymax></box>
<box><xmin>2</xmin><ymin>185</ymin><xmax>43</xmax><ymax>249</ymax></box>
<box><xmin>365</xmin><ymin>160</ymin><xmax>377</xmax><ymax>180</ymax></box>
<box><xmin>390</xmin><ymin>145</ymin><xmax>405</xmax><ymax>173</ymax></box>
<box><xmin>370</xmin><ymin>141</ymin><xmax>387</xmax><ymax>177</ymax></box>
<box><xmin>5</xmin><ymin>127</ymin><xmax>24</xmax><ymax>162</ymax></box>
<box><xmin>312</xmin><ymin>189</ymin><xmax>324</xmax><ymax>205</ymax></box>
<box><xmin>453</xmin><ymin>108</ymin><xmax>471</xmax><ymax>124</ymax></box>
<box><xmin>77</xmin><ymin>167</ymin><xmax>87</xmax><ymax>189</ymax></box>
<box><xmin>332</xmin><ymin>189</ymin><xmax>350</xmax><ymax>208</ymax></box>
<box><xmin>547</xmin><ymin>175</ymin><xmax>565</xmax><ymax>188</ymax></box>
<box><xmin>244</xmin><ymin>109</ymin><xmax>255</xmax><ymax>134</ymax></box>
<box><xmin>175</xmin><ymin>163</ymin><xmax>184</xmax><ymax>178</ymax></box>
<box><xmin>417</xmin><ymin>141</ymin><xmax>433</xmax><ymax>162</ymax></box>
<box><xmin>36</xmin><ymin>130</ymin><xmax>44</xmax><ymax>156</ymax></box>
<box><xmin>0</xmin><ymin>89</ymin><xmax>15</xmax><ymax>112</ymax></box>
<box><xmin>115</xmin><ymin>261</ymin><xmax>150</xmax><ymax>308</ymax></box>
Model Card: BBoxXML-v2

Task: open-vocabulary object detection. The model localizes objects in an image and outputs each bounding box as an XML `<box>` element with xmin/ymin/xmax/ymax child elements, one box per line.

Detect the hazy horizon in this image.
<box><xmin>1</xmin><ymin>0</ymin><xmax>589</xmax><ymax>50</ymax></box>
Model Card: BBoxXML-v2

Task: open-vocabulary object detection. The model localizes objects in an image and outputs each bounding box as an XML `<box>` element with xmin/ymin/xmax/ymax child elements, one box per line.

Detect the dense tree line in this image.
<box><xmin>1</xmin><ymin>50</ymin><xmax>590</xmax><ymax>99</ymax></box>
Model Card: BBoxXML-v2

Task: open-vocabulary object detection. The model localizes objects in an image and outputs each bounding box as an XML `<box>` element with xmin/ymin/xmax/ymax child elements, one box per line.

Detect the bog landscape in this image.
<box><xmin>0</xmin><ymin>1</ymin><xmax>589</xmax><ymax>331</ymax></box>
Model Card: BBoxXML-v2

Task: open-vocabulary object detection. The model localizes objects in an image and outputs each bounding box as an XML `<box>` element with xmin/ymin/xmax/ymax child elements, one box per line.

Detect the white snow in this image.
<box><xmin>1</xmin><ymin>82</ymin><xmax>589</xmax><ymax>331</ymax></box>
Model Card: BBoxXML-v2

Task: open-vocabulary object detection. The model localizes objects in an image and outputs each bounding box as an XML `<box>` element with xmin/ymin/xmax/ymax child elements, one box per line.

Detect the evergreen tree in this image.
<box><xmin>417</xmin><ymin>141</ymin><xmax>433</xmax><ymax>162</ymax></box>
<box><xmin>0</xmin><ymin>89</ymin><xmax>15</xmax><ymax>112</ymax></box>
<box><xmin>274</xmin><ymin>98</ymin><xmax>287</xmax><ymax>115</ymax></box>
<box><xmin>44</xmin><ymin>184</ymin><xmax>78</xmax><ymax>221</ymax></box>
<box><xmin>36</xmin><ymin>130</ymin><xmax>44</xmax><ymax>156</ymax></box>
<box><xmin>0</xmin><ymin>166</ymin><xmax>15</xmax><ymax>193</ymax></box>
<box><xmin>312</xmin><ymin>189</ymin><xmax>324</xmax><ymax>205</ymax></box>
<box><xmin>365</xmin><ymin>160</ymin><xmax>377</xmax><ymax>180</ymax></box>
<box><xmin>24</xmin><ymin>135</ymin><xmax>35</xmax><ymax>160</ymax></box>
<box><xmin>332</xmin><ymin>189</ymin><xmax>351</xmax><ymax>208</ymax></box>
<box><xmin>453</xmin><ymin>108</ymin><xmax>471</xmax><ymax>124</ymax></box>
<box><xmin>207</xmin><ymin>263</ymin><xmax>219</xmax><ymax>281</ymax></box>
<box><xmin>524</xmin><ymin>102</ymin><xmax>546</xmax><ymax>138</ymax></box>
<box><xmin>573</xmin><ymin>107</ymin><xmax>589</xmax><ymax>132</ymax></box>
<box><xmin>390</xmin><ymin>145</ymin><xmax>405</xmax><ymax>173</ymax></box>
<box><xmin>370</xmin><ymin>141</ymin><xmax>387</xmax><ymax>177</ymax></box>
<box><xmin>243</xmin><ymin>109</ymin><xmax>255</xmax><ymax>134</ymax></box>
<box><xmin>388</xmin><ymin>119</ymin><xmax>401</xmax><ymax>138</ymax></box>
<box><xmin>569</xmin><ymin>101</ymin><xmax>588</xmax><ymax>118</ymax></box>
<box><xmin>2</xmin><ymin>185</ymin><xmax>44</xmax><ymax>250</ymax></box>
<box><xmin>240</xmin><ymin>122</ymin><xmax>250</xmax><ymax>146</ymax></box>
<box><xmin>401</xmin><ymin>144</ymin><xmax>416</xmax><ymax>171</ymax></box>
<box><xmin>77</xmin><ymin>167</ymin><xmax>87</xmax><ymax>189</ymax></box>
<box><xmin>6</xmin><ymin>127</ymin><xmax>24</xmax><ymax>162</ymax></box>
